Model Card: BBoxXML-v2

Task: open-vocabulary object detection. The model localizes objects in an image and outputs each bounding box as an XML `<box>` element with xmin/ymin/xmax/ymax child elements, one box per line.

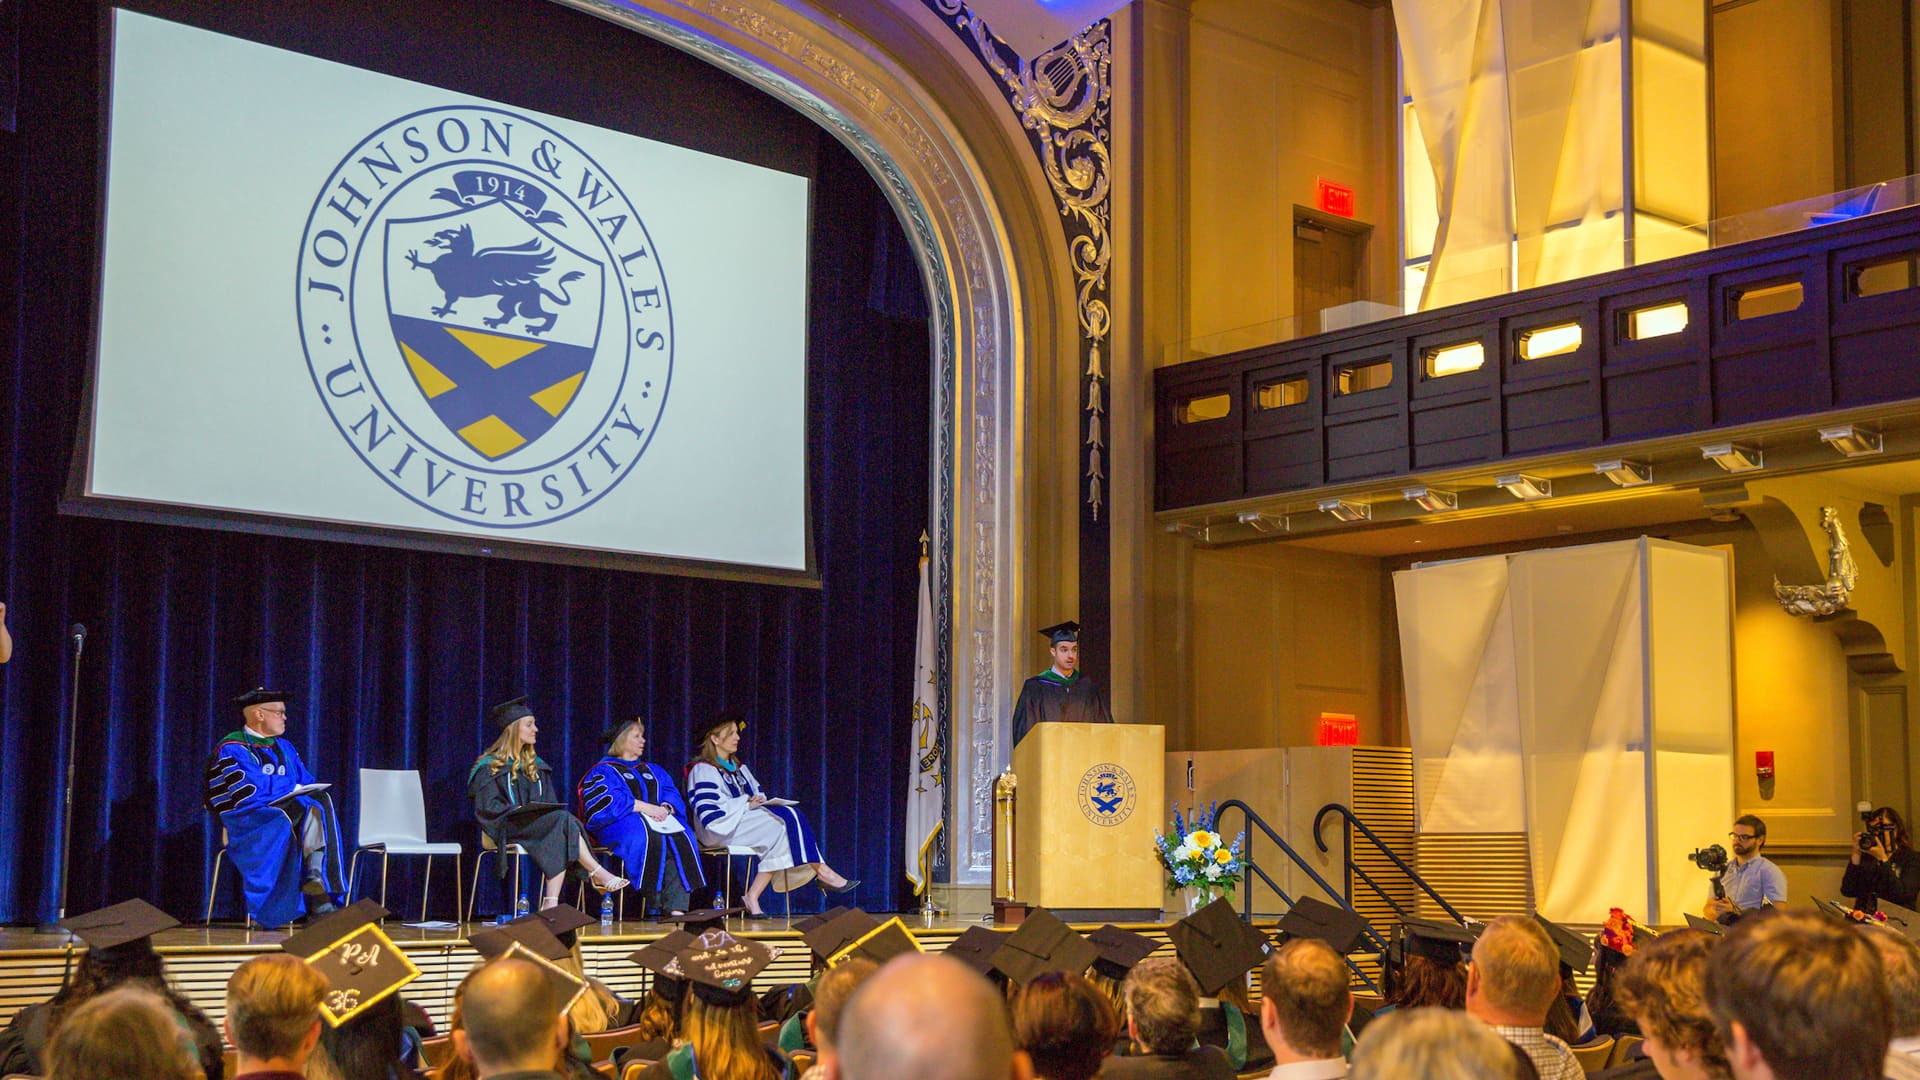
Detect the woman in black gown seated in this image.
<box><xmin>468</xmin><ymin>695</ymin><xmax>628</xmax><ymax>909</ymax></box>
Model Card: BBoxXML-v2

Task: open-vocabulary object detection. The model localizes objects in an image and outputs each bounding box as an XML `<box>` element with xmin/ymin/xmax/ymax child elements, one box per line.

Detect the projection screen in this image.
<box><xmin>68</xmin><ymin>9</ymin><xmax>814</xmax><ymax>579</ymax></box>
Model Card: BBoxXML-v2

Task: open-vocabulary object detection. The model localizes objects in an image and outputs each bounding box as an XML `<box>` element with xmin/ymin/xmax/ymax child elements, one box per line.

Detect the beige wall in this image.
<box><xmin>1711</xmin><ymin>0</ymin><xmax>1837</xmax><ymax>218</ymax></box>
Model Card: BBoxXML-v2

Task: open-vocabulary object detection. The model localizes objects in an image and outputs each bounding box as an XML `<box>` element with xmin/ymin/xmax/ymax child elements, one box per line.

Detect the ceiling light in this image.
<box><xmin>1402</xmin><ymin>485</ymin><xmax>1458</xmax><ymax>512</ymax></box>
<box><xmin>1494</xmin><ymin>474</ymin><xmax>1552</xmax><ymax>500</ymax></box>
<box><xmin>1593</xmin><ymin>459</ymin><xmax>1652</xmax><ymax>487</ymax></box>
<box><xmin>1236</xmin><ymin>511</ymin><xmax>1289</xmax><ymax>534</ymax></box>
<box><xmin>1317</xmin><ymin>498</ymin><xmax>1371</xmax><ymax>523</ymax></box>
<box><xmin>1818</xmin><ymin>424</ymin><xmax>1883</xmax><ymax>457</ymax></box>
<box><xmin>1701</xmin><ymin>443</ymin><xmax>1764</xmax><ymax>472</ymax></box>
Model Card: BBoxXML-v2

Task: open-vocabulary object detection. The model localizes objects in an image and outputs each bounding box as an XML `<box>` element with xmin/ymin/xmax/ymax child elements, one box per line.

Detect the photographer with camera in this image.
<box><xmin>1842</xmin><ymin>804</ymin><xmax>1920</xmax><ymax>913</ymax></box>
<box><xmin>1703</xmin><ymin>815</ymin><xmax>1785</xmax><ymax>923</ymax></box>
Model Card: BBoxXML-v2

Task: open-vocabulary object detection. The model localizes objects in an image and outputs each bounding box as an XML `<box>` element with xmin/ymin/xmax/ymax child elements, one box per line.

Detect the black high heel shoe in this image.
<box><xmin>820</xmin><ymin>877</ymin><xmax>861</xmax><ymax>895</ymax></box>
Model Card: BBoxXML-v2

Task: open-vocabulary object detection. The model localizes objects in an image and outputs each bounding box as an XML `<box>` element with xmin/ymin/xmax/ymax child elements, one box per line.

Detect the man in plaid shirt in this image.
<box><xmin>1464</xmin><ymin>917</ymin><xmax>1583</xmax><ymax>1080</ymax></box>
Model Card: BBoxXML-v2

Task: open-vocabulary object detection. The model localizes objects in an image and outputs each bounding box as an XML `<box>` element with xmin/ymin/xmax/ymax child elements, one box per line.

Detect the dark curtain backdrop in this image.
<box><xmin>0</xmin><ymin>0</ymin><xmax>932</xmax><ymax>922</ymax></box>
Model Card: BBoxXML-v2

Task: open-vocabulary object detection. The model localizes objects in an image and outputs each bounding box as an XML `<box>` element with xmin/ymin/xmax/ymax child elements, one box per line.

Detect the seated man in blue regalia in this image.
<box><xmin>202</xmin><ymin>688</ymin><xmax>346</xmax><ymax>925</ymax></box>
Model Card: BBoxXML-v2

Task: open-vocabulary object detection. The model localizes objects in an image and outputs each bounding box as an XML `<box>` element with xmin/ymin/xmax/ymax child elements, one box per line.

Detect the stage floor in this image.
<box><xmin>0</xmin><ymin>912</ymin><xmax>1223</xmax><ymax>1034</ymax></box>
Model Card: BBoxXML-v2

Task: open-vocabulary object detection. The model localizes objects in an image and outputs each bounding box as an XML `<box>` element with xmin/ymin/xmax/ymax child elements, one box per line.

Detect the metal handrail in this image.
<box><xmin>1214</xmin><ymin>799</ymin><xmax>1387</xmax><ymax>993</ymax></box>
<box><xmin>1312</xmin><ymin>802</ymin><xmax>1465</xmax><ymax>925</ymax></box>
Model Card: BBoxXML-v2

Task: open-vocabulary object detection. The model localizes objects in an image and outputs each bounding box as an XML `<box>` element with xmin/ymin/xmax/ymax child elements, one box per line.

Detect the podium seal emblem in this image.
<box><xmin>1077</xmin><ymin>762</ymin><xmax>1137</xmax><ymax>827</ymax></box>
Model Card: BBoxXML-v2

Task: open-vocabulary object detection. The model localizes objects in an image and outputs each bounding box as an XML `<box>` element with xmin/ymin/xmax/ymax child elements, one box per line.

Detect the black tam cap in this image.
<box><xmin>680</xmin><ymin>936</ymin><xmax>778</xmax><ymax>1007</ymax></box>
<box><xmin>488</xmin><ymin>696</ymin><xmax>533</xmax><ymax>729</ymax></box>
<box><xmin>287</xmin><ymin>902</ymin><xmax>422</xmax><ymax>1026</ymax></box>
<box><xmin>510</xmin><ymin>904</ymin><xmax>595</xmax><ymax>951</ymax></box>
<box><xmin>802</xmin><ymin>909</ymin><xmax>879</xmax><ymax>961</ymax></box>
<box><xmin>1038</xmin><ymin>621</ymin><xmax>1081</xmax><ymax>645</ymax></box>
<box><xmin>232</xmin><ymin>688</ymin><xmax>291</xmax><ymax>710</ymax></box>
<box><xmin>943</xmin><ymin>925</ymin><xmax>1007</xmax><ymax>976</ymax></box>
<box><xmin>828</xmin><ymin>916</ymin><xmax>923</xmax><ymax>968</ymax></box>
<box><xmin>990</xmin><ymin>908</ymin><xmax>1099</xmax><ymax>986</ymax></box>
<box><xmin>601</xmin><ymin>719</ymin><xmax>641</xmax><ymax>748</ymax></box>
<box><xmin>1532</xmin><ymin>914</ymin><xmax>1593</xmax><ymax>974</ymax></box>
<box><xmin>1169</xmin><ymin>898</ymin><xmax>1272</xmax><ymax>996</ymax></box>
<box><xmin>1087</xmin><ymin>925</ymin><xmax>1159</xmax><ymax>980</ymax></box>
<box><xmin>1395</xmin><ymin>918</ymin><xmax>1479</xmax><ymax>965</ymax></box>
<box><xmin>694</xmin><ymin>710</ymin><xmax>747</xmax><ymax>744</ymax></box>
<box><xmin>59</xmin><ymin>899</ymin><xmax>178</xmax><ymax>955</ymax></box>
<box><xmin>1277</xmin><ymin>897</ymin><xmax>1371</xmax><ymax>957</ymax></box>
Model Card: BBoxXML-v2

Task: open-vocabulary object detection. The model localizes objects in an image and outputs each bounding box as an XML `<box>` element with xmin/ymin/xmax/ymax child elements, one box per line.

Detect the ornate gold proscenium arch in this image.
<box><xmin>561</xmin><ymin>0</ymin><xmax>1072</xmax><ymax>886</ymax></box>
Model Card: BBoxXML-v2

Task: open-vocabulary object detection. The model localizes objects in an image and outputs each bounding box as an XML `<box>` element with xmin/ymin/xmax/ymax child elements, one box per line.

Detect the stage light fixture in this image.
<box><xmin>1236</xmin><ymin>511</ymin><xmax>1289</xmax><ymax>534</ymax></box>
<box><xmin>1701</xmin><ymin>442</ymin><xmax>1764</xmax><ymax>472</ymax></box>
<box><xmin>1593</xmin><ymin>459</ymin><xmax>1652</xmax><ymax>487</ymax></box>
<box><xmin>1493</xmin><ymin>474</ymin><xmax>1552</xmax><ymax>500</ymax></box>
<box><xmin>1165</xmin><ymin>522</ymin><xmax>1215</xmax><ymax>542</ymax></box>
<box><xmin>1818</xmin><ymin>424</ymin><xmax>1883</xmax><ymax>457</ymax></box>
<box><xmin>1317</xmin><ymin>498</ymin><xmax>1371</xmax><ymax>523</ymax></box>
<box><xmin>1402</xmin><ymin>485</ymin><xmax>1458</xmax><ymax>512</ymax></box>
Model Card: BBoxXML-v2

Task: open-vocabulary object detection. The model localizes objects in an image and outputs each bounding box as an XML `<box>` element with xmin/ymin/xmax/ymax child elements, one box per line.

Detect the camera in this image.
<box><xmin>1689</xmin><ymin>844</ymin><xmax>1729</xmax><ymax>874</ymax></box>
<box><xmin>1860</xmin><ymin>807</ymin><xmax>1892</xmax><ymax>851</ymax></box>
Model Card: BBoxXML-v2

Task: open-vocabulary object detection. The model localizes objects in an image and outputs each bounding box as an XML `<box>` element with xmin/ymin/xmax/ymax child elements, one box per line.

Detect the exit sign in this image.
<box><xmin>1316</xmin><ymin>178</ymin><xmax>1355</xmax><ymax>218</ymax></box>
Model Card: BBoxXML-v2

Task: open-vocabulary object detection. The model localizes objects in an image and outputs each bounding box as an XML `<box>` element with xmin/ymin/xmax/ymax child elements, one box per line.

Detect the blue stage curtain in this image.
<box><xmin>0</xmin><ymin>3</ymin><xmax>930</xmax><ymax>921</ymax></box>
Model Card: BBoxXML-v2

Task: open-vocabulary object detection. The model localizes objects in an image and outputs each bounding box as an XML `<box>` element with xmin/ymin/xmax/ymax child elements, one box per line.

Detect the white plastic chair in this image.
<box><xmin>347</xmin><ymin>769</ymin><xmax>464</xmax><ymax>922</ymax></box>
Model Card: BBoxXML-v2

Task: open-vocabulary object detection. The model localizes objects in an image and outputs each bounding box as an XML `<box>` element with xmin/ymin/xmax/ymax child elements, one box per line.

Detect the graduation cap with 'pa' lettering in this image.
<box><xmin>59</xmin><ymin>899</ymin><xmax>178</xmax><ymax>959</ymax></box>
<box><xmin>1276</xmin><ymin>897</ymin><xmax>1371</xmax><ymax>957</ymax></box>
<box><xmin>991</xmin><ymin>907</ymin><xmax>1099</xmax><ymax>986</ymax></box>
<box><xmin>1169</xmin><ymin>898</ymin><xmax>1272</xmax><ymax>996</ymax></box>
<box><xmin>287</xmin><ymin>901</ymin><xmax>421</xmax><ymax>1026</ymax></box>
<box><xmin>1532</xmin><ymin>914</ymin><xmax>1593</xmax><ymax>974</ymax></box>
<box><xmin>1086</xmin><ymin>925</ymin><xmax>1159</xmax><ymax>981</ymax></box>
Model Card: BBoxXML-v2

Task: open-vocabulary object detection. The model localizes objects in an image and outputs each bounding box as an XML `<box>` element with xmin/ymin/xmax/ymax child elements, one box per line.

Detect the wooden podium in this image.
<box><xmin>1010</xmin><ymin>722</ymin><xmax>1165</xmax><ymax>920</ymax></box>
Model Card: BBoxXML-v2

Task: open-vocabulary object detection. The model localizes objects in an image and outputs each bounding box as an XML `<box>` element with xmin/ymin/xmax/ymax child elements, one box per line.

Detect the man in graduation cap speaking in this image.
<box><xmin>203</xmin><ymin>688</ymin><xmax>347</xmax><ymax>926</ymax></box>
<box><xmin>1011</xmin><ymin>621</ymin><xmax>1113</xmax><ymax>747</ymax></box>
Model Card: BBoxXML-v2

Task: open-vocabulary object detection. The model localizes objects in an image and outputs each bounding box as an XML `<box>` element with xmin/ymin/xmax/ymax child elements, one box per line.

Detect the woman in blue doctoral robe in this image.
<box><xmin>202</xmin><ymin>689</ymin><xmax>346</xmax><ymax>927</ymax></box>
<box><xmin>577</xmin><ymin>719</ymin><xmax>707</xmax><ymax>916</ymax></box>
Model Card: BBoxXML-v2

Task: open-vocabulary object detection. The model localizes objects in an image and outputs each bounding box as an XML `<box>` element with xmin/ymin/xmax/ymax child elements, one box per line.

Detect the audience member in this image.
<box><xmin>455</xmin><ymin>958</ymin><xmax>567</xmax><ymax>1080</ymax></box>
<box><xmin>1101</xmin><ymin>956</ymin><xmax>1233</xmax><ymax>1080</ymax></box>
<box><xmin>1585</xmin><ymin>909</ymin><xmax>1642</xmax><ymax>1039</ymax></box>
<box><xmin>1350</xmin><ymin>1006</ymin><xmax>1526</xmax><ymax>1080</ymax></box>
<box><xmin>306</xmin><ymin>991</ymin><xmax>425</xmax><ymax>1080</ymax></box>
<box><xmin>43</xmin><ymin>985</ymin><xmax>204</xmax><ymax>1080</ymax></box>
<box><xmin>1464</xmin><ymin>916</ymin><xmax>1582</xmax><ymax>1080</ymax></box>
<box><xmin>802</xmin><ymin>958</ymin><xmax>879</xmax><ymax>1080</ymax></box>
<box><xmin>225</xmin><ymin>954</ymin><xmax>327</xmax><ymax>1079</ymax></box>
<box><xmin>1011</xmin><ymin>971</ymin><xmax>1118</xmax><ymax>1080</ymax></box>
<box><xmin>1863</xmin><ymin>926</ymin><xmax>1920</xmax><ymax>1080</ymax></box>
<box><xmin>1705</xmin><ymin>816</ymin><xmax>1785</xmax><ymax>922</ymax></box>
<box><xmin>832</xmin><ymin>953</ymin><xmax>1035</xmax><ymax>1080</ymax></box>
<box><xmin>1609</xmin><ymin>928</ymin><xmax>1724</xmax><ymax>1080</ymax></box>
<box><xmin>635</xmin><ymin>935</ymin><xmax>786</xmax><ymax>1080</ymax></box>
<box><xmin>1257</xmin><ymin>939</ymin><xmax>1351</xmax><ymax>1078</ymax></box>
<box><xmin>1380</xmin><ymin>920</ymin><xmax>1473</xmax><ymax>1014</ymax></box>
<box><xmin>1702</xmin><ymin>909</ymin><xmax>1888</xmax><ymax>1080</ymax></box>
<box><xmin>1845</xmin><ymin>807</ymin><xmax>1920</xmax><ymax>913</ymax></box>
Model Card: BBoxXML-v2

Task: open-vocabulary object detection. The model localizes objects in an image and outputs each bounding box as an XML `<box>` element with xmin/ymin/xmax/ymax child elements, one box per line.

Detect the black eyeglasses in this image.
<box><xmin>1729</xmin><ymin>832</ymin><xmax>1757</xmax><ymax>841</ymax></box>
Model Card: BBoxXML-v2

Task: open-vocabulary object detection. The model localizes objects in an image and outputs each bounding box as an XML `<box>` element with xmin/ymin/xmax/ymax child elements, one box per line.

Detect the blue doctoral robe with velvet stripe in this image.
<box><xmin>202</xmin><ymin>730</ymin><xmax>346</xmax><ymax>927</ymax></box>
<box><xmin>576</xmin><ymin>757</ymin><xmax>706</xmax><ymax>893</ymax></box>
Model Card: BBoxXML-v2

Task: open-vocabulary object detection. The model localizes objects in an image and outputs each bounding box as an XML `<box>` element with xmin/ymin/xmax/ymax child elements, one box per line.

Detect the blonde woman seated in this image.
<box><xmin>685</xmin><ymin>711</ymin><xmax>857</xmax><ymax>916</ymax></box>
<box><xmin>469</xmin><ymin>696</ymin><xmax>628</xmax><ymax>910</ymax></box>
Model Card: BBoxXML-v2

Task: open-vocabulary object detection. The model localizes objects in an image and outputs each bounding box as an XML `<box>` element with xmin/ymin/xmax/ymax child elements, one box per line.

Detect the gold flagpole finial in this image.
<box><xmin>919</xmin><ymin>530</ymin><xmax>930</xmax><ymax>559</ymax></box>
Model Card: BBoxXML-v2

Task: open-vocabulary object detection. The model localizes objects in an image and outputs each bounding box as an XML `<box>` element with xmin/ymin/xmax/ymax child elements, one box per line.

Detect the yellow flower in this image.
<box><xmin>1215</xmin><ymin>849</ymin><xmax>1233</xmax><ymax>864</ymax></box>
<box><xmin>1190</xmin><ymin>831</ymin><xmax>1213</xmax><ymax>847</ymax></box>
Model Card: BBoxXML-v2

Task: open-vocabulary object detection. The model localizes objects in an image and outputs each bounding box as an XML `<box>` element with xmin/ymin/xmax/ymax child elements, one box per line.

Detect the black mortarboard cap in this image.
<box><xmin>991</xmin><ymin>907</ymin><xmax>1099</xmax><ymax>986</ymax></box>
<box><xmin>232</xmin><ymin>688</ymin><xmax>291</xmax><ymax>710</ymax></box>
<box><xmin>681</xmin><ymin>936</ymin><xmax>778</xmax><ymax>1006</ymax></box>
<box><xmin>627</xmin><ymin>930</ymin><xmax>697</xmax><ymax>974</ymax></box>
<box><xmin>1087</xmin><ymin>925</ymin><xmax>1159</xmax><ymax>980</ymax></box>
<box><xmin>497</xmin><ymin>940</ymin><xmax>589</xmax><ymax>1015</ymax></box>
<box><xmin>59</xmin><ymin>899</ymin><xmax>178</xmax><ymax>955</ymax></box>
<box><xmin>488</xmin><ymin>696</ymin><xmax>533</xmax><ymax>729</ymax></box>
<box><xmin>792</xmin><ymin>907</ymin><xmax>851</xmax><ymax>935</ymax></box>
<box><xmin>470</xmin><ymin>918</ymin><xmax>571</xmax><ymax>963</ymax></box>
<box><xmin>510</xmin><ymin>904</ymin><xmax>594</xmax><ymax>950</ymax></box>
<box><xmin>944</xmin><ymin>925</ymin><xmax>1007</xmax><ymax>976</ymax></box>
<box><xmin>1277</xmin><ymin>897</ymin><xmax>1370</xmax><ymax>957</ymax></box>
<box><xmin>287</xmin><ymin>902</ymin><xmax>421</xmax><ymax>1026</ymax></box>
<box><xmin>1039</xmin><ymin>621</ymin><xmax>1081</xmax><ymax>645</ymax></box>
<box><xmin>828</xmin><ymin>916</ymin><xmax>923</xmax><ymax>968</ymax></box>
<box><xmin>601</xmin><ymin>719</ymin><xmax>640</xmax><ymax>748</ymax></box>
<box><xmin>1683</xmin><ymin>913</ymin><xmax>1727</xmax><ymax>937</ymax></box>
<box><xmin>1878</xmin><ymin>900</ymin><xmax>1920</xmax><ymax>942</ymax></box>
<box><xmin>659</xmin><ymin>907</ymin><xmax>743</xmax><ymax>935</ymax></box>
<box><xmin>804</xmin><ymin>909</ymin><xmax>880</xmax><ymax>960</ymax></box>
<box><xmin>1532</xmin><ymin>914</ymin><xmax>1592</xmax><ymax>974</ymax></box>
<box><xmin>1396</xmin><ymin>918</ymin><xmax>1479</xmax><ymax>964</ymax></box>
<box><xmin>695</xmin><ymin>710</ymin><xmax>747</xmax><ymax>743</ymax></box>
<box><xmin>1169</xmin><ymin>898</ymin><xmax>1272</xmax><ymax>996</ymax></box>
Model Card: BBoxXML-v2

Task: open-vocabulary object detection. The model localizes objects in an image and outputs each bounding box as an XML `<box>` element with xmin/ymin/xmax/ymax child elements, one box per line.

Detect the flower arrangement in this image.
<box><xmin>1154</xmin><ymin>802</ymin><xmax>1246</xmax><ymax>904</ymax></box>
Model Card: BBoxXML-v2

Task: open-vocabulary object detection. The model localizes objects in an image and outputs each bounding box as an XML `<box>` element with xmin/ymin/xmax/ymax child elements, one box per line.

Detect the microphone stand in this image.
<box><xmin>37</xmin><ymin>624</ymin><xmax>84</xmax><ymax>934</ymax></box>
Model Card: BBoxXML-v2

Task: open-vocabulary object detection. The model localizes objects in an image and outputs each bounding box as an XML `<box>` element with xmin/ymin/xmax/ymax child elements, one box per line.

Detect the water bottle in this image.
<box><xmin>600</xmin><ymin>890</ymin><xmax>615</xmax><ymax>930</ymax></box>
<box><xmin>514</xmin><ymin>892</ymin><xmax>530</xmax><ymax>920</ymax></box>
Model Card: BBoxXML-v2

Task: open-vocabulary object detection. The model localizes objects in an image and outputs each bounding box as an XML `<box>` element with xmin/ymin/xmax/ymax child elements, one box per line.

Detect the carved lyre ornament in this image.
<box><xmin>1773</xmin><ymin>506</ymin><xmax>1859</xmax><ymax>617</ymax></box>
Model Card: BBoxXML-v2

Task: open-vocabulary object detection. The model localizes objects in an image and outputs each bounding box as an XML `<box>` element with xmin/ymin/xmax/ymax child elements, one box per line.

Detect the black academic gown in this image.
<box><xmin>468</xmin><ymin>755</ymin><xmax>587</xmax><ymax>878</ymax></box>
<box><xmin>1010</xmin><ymin>669</ymin><xmax>1113</xmax><ymax>746</ymax></box>
<box><xmin>1098</xmin><ymin>1044</ymin><xmax>1236</xmax><ymax>1080</ymax></box>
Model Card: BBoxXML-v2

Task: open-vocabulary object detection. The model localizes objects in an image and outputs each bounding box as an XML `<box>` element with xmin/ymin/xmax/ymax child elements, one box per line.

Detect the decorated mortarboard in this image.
<box><xmin>627</xmin><ymin>929</ymin><xmax>698</xmax><ymax>974</ymax></box>
<box><xmin>1683</xmin><ymin>913</ymin><xmax>1727</xmax><ymax>937</ymax></box>
<box><xmin>1532</xmin><ymin>914</ymin><xmax>1593</xmax><ymax>974</ymax></box>
<box><xmin>659</xmin><ymin>907</ymin><xmax>744</xmax><ymax>935</ymax></box>
<box><xmin>497</xmin><ymin>940</ymin><xmax>589</xmax><ymax>1016</ymax></box>
<box><xmin>510</xmin><ymin>904</ymin><xmax>595</xmax><ymax>949</ymax></box>
<box><xmin>1877</xmin><ymin>899</ymin><xmax>1920</xmax><ymax>942</ymax></box>
<box><xmin>679</xmin><ymin>936</ymin><xmax>778</xmax><ymax>1006</ymax></box>
<box><xmin>232</xmin><ymin>687</ymin><xmax>291</xmax><ymax>710</ymax></box>
<box><xmin>792</xmin><ymin>907</ymin><xmax>852</xmax><ymax>935</ymax></box>
<box><xmin>802</xmin><ymin>909</ymin><xmax>881</xmax><ymax>961</ymax></box>
<box><xmin>1169</xmin><ymin>898</ymin><xmax>1272</xmax><ymax>996</ymax></box>
<box><xmin>991</xmin><ymin>907</ymin><xmax>1099</xmax><ymax>986</ymax></box>
<box><xmin>1277</xmin><ymin>897</ymin><xmax>1370</xmax><ymax>957</ymax></box>
<box><xmin>286</xmin><ymin>901</ymin><xmax>421</xmax><ymax>1026</ymax></box>
<box><xmin>828</xmin><ymin>916</ymin><xmax>924</xmax><ymax>968</ymax></box>
<box><xmin>943</xmin><ymin>925</ymin><xmax>1008</xmax><ymax>976</ymax></box>
<box><xmin>1597</xmin><ymin>908</ymin><xmax>1639</xmax><ymax>957</ymax></box>
<box><xmin>1038</xmin><ymin>621</ymin><xmax>1081</xmax><ymax>645</ymax></box>
<box><xmin>470</xmin><ymin>918</ymin><xmax>571</xmax><ymax>964</ymax></box>
<box><xmin>1394</xmin><ymin>918</ymin><xmax>1479</xmax><ymax>964</ymax></box>
<box><xmin>58</xmin><ymin>898</ymin><xmax>178</xmax><ymax>955</ymax></box>
<box><xmin>1086</xmin><ymin>925</ymin><xmax>1159</xmax><ymax>980</ymax></box>
<box><xmin>487</xmin><ymin>696</ymin><xmax>533</xmax><ymax>729</ymax></box>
